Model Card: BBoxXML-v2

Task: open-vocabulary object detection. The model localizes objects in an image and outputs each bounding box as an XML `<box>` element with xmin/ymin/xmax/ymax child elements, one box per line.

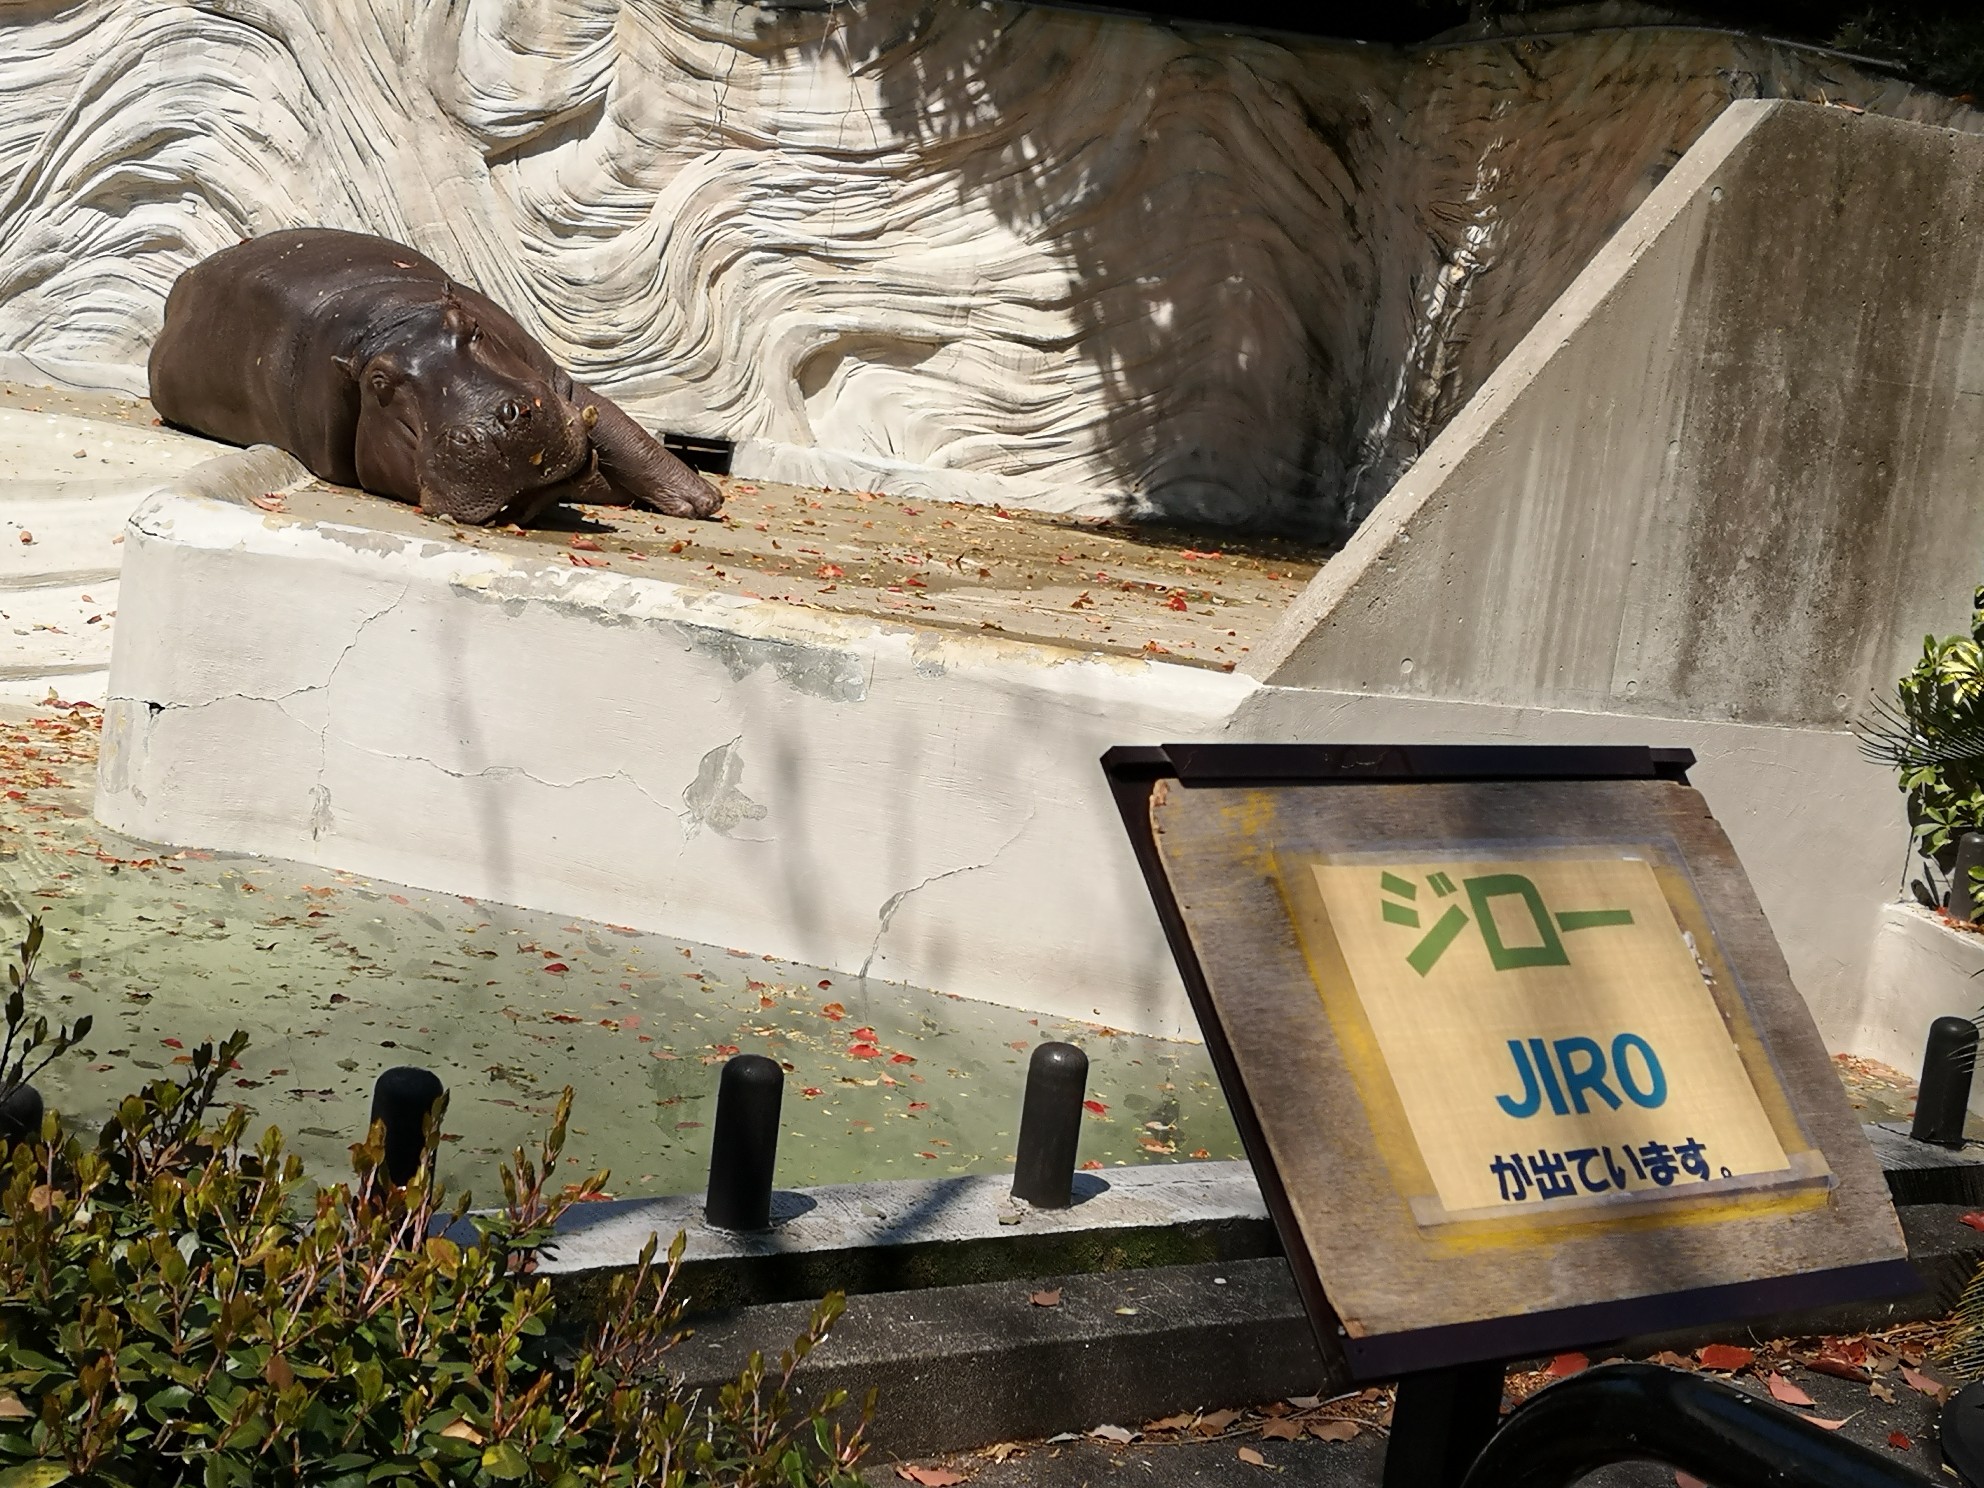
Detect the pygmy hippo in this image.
<box><xmin>148</xmin><ymin>227</ymin><xmax>724</xmax><ymax>526</ymax></box>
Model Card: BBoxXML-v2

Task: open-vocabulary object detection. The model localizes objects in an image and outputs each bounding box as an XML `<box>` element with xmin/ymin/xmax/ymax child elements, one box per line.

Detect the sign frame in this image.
<box><xmin>1104</xmin><ymin>742</ymin><xmax>1916</xmax><ymax>1382</ymax></box>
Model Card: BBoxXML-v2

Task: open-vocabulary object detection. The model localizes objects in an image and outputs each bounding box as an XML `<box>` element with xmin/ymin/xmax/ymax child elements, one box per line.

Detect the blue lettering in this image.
<box><xmin>1528</xmin><ymin>1037</ymin><xmax>1570</xmax><ymax>1116</ymax></box>
<box><xmin>1612</xmin><ymin>1033</ymin><xmax>1667</xmax><ymax>1108</ymax></box>
<box><xmin>1496</xmin><ymin>1040</ymin><xmax>1544</xmax><ymax>1118</ymax></box>
<box><xmin>1553</xmin><ymin>1036</ymin><xmax>1623</xmax><ymax>1114</ymax></box>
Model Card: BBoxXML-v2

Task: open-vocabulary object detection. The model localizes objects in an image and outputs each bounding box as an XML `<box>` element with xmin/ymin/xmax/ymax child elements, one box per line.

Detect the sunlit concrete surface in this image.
<box><xmin>0</xmin><ymin>382</ymin><xmax>216</xmax><ymax>704</ymax></box>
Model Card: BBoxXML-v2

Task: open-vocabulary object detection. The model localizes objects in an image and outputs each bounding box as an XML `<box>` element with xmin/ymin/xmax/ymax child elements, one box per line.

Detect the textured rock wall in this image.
<box><xmin>1</xmin><ymin>2</ymin><xmax>1975</xmax><ymax>538</ymax></box>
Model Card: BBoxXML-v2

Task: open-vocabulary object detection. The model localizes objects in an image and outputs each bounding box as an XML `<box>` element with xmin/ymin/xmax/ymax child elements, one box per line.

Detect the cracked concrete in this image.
<box><xmin>859</xmin><ymin>809</ymin><xmax>1038</xmax><ymax>981</ymax></box>
<box><xmin>97</xmin><ymin>470</ymin><xmax>1255</xmax><ymax>1036</ymax></box>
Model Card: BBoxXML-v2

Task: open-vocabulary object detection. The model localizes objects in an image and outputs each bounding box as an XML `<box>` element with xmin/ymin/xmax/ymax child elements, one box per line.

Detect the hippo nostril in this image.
<box><xmin>498</xmin><ymin>398</ymin><xmax>525</xmax><ymax>427</ymax></box>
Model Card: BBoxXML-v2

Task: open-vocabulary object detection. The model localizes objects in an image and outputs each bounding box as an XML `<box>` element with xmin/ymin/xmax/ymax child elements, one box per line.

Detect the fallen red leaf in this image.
<box><xmin>894</xmin><ymin>1467</ymin><xmax>963</xmax><ymax>1487</ymax></box>
<box><xmin>816</xmin><ymin>563</ymin><xmax>844</xmax><ymax>580</ymax></box>
<box><xmin>1889</xmin><ymin>1430</ymin><xmax>1913</xmax><ymax>1450</ymax></box>
<box><xmin>1545</xmin><ymin>1353</ymin><xmax>1588</xmax><ymax>1378</ymax></box>
<box><xmin>1030</xmin><ymin>1289</ymin><xmax>1061</xmax><ymax>1307</ymax></box>
<box><xmin>542</xmin><ymin>962</ymin><xmax>569</xmax><ymax>974</ymax></box>
<box><xmin>1765</xmin><ymin>1374</ymin><xmax>1815</xmax><ymax>1407</ymax></box>
<box><xmin>820</xmin><ymin>1002</ymin><xmax>846</xmax><ymax>1020</ymax></box>
<box><xmin>849</xmin><ymin>1043</ymin><xmax>883</xmax><ymax>1059</ymax></box>
<box><xmin>890</xmin><ymin>1052</ymin><xmax>917</xmax><ymax>1064</ymax></box>
<box><xmin>161</xmin><ymin>1038</ymin><xmax>183</xmax><ymax>1049</ymax></box>
<box><xmin>1083</xmin><ymin>1099</ymin><xmax>1109</xmax><ymax>1116</ymax></box>
<box><xmin>570</xmin><ymin>536</ymin><xmax>603</xmax><ymax>551</ymax></box>
<box><xmin>801</xmin><ymin>1087</ymin><xmax>823</xmax><ymax>1098</ymax></box>
<box><xmin>1698</xmin><ymin>1344</ymin><xmax>1756</xmax><ymax>1372</ymax></box>
<box><xmin>852</xmin><ymin>1026</ymin><xmax>877</xmax><ymax>1041</ymax></box>
<box><xmin>1962</xmin><ymin>1213</ymin><xmax>1984</xmax><ymax>1232</ymax></box>
<box><xmin>1902</xmin><ymin>1366</ymin><xmax>1950</xmax><ymax>1402</ymax></box>
<box><xmin>1165</xmin><ymin>594</ymin><xmax>1188</xmax><ymax>611</ymax></box>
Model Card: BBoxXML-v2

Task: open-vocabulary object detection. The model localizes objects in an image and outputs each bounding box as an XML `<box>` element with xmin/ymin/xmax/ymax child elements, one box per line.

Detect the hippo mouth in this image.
<box><xmin>488</xmin><ymin>446</ymin><xmax>611</xmax><ymax>526</ymax></box>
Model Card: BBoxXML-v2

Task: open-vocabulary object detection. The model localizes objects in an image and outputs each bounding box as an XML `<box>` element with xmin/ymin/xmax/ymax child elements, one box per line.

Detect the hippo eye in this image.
<box><xmin>447</xmin><ymin>427</ymin><xmax>474</xmax><ymax>449</ymax></box>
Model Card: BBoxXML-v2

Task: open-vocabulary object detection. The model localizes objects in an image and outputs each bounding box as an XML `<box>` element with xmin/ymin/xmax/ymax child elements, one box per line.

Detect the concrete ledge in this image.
<box><xmin>536</xmin><ymin>1161</ymin><xmax>1273</xmax><ymax>1313</ymax></box>
<box><xmin>96</xmin><ymin>459</ymin><xmax>1254</xmax><ymax>1037</ymax></box>
<box><xmin>673</xmin><ymin>1257</ymin><xmax>1332</xmax><ymax>1457</ymax></box>
<box><xmin>669</xmin><ymin>1199</ymin><xmax>1984</xmax><ymax>1457</ymax></box>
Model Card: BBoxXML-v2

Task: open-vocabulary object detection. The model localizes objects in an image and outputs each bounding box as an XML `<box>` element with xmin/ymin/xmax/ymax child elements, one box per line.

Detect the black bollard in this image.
<box><xmin>1011</xmin><ymin>1042</ymin><xmax>1088</xmax><ymax>1208</ymax></box>
<box><xmin>706</xmin><ymin>1054</ymin><xmax>783</xmax><ymax>1231</ymax></box>
<box><xmin>0</xmin><ymin>1084</ymin><xmax>42</xmax><ymax>1145</ymax></box>
<box><xmin>1954</xmin><ymin>833</ymin><xmax>1984</xmax><ymax>923</ymax></box>
<box><xmin>370</xmin><ymin>1067</ymin><xmax>447</xmax><ymax>1184</ymax></box>
<box><xmin>1910</xmin><ymin>1016</ymin><xmax>1979</xmax><ymax>1149</ymax></box>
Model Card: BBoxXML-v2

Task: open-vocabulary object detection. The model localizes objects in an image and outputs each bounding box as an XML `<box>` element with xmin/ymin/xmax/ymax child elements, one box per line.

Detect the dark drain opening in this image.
<box><xmin>663</xmin><ymin>433</ymin><xmax>735</xmax><ymax>476</ymax></box>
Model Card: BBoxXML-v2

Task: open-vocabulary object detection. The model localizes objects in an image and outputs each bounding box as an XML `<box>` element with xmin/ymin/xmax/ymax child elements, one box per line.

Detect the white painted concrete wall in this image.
<box><xmin>3</xmin><ymin>2</ymin><xmax>1976</xmax><ymax>538</ymax></box>
<box><xmin>98</xmin><ymin>452</ymin><xmax>1252</xmax><ymax>1039</ymax></box>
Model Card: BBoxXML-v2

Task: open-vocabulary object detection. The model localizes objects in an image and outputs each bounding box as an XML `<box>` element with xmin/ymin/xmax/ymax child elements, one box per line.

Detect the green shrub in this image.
<box><xmin>0</xmin><ymin>919</ymin><xmax>869</xmax><ymax>1487</ymax></box>
<box><xmin>1861</xmin><ymin>586</ymin><xmax>1984</xmax><ymax>870</ymax></box>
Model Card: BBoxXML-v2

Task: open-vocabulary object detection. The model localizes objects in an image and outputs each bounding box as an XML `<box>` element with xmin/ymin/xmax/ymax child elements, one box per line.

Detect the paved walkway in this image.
<box><xmin>865</xmin><ymin>1350</ymin><xmax>1957</xmax><ymax>1487</ymax></box>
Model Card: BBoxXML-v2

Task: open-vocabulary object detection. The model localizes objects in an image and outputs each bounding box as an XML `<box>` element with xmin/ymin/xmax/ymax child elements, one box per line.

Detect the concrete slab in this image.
<box><xmin>0</xmin><ymin>382</ymin><xmax>218</xmax><ymax>704</ymax></box>
<box><xmin>96</xmin><ymin>446</ymin><xmax>1266</xmax><ymax>1036</ymax></box>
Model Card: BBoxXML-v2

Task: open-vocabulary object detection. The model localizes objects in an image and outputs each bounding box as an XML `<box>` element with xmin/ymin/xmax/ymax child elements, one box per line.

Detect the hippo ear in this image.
<box><xmin>440</xmin><ymin>296</ymin><xmax>481</xmax><ymax>347</ymax></box>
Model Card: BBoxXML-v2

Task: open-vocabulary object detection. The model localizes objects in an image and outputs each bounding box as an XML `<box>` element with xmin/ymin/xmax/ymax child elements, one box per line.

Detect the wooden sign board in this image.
<box><xmin>1104</xmin><ymin>744</ymin><xmax>1912</xmax><ymax>1382</ymax></box>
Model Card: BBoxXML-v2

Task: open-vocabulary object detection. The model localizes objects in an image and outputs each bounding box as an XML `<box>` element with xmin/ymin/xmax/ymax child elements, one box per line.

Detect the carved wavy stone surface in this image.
<box><xmin>0</xmin><ymin>1</ymin><xmax>1974</xmax><ymax>537</ymax></box>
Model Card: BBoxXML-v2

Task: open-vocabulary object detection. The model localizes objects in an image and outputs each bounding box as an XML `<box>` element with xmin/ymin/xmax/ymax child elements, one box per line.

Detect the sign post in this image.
<box><xmin>1103</xmin><ymin>744</ymin><xmax>1913</xmax><ymax>1485</ymax></box>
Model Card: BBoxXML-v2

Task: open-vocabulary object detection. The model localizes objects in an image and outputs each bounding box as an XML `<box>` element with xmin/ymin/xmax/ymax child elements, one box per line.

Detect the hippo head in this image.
<box><xmin>339</xmin><ymin>298</ymin><xmax>598</xmax><ymax>525</ymax></box>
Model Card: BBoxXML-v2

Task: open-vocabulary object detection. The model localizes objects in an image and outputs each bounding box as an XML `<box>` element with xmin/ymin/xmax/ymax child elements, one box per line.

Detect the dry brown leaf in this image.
<box><xmin>440</xmin><ymin>1419</ymin><xmax>485</xmax><ymax>1445</ymax></box>
<box><xmin>1807</xmin><ymin>1417</ymin><xmax>1851</xmax><ymax>1431</ymax></box>
<box><xmin>1902</xmin><ymin>1366</ymin><xmax>1950</xmax><ymax>1403</ymax></box>
<box><xmin>1196</xmin><ymin>1409</ymin><xmax>1242</xmax><ymax>1435</ymax></box>
<box><xmin>1259</xmin><ymin>1420</ymin><xmax>1302</xmax><ymax>1441</ymax></box>
<box><xmin>0</xmin><ymin>1392</ymin><xmax>33</xmax><ymax>1420</ymax></box>
<box><xmin>980</xmin><ymin>1444</ymin><xmax>1020</xmax><ymax>1464</ymax></box>
<box><xmin>895</xmin><ymin>1466</ymin><xmax>965</xmax><ymax>1487</ymax></box>
<box><xmin>1869</xmin><ymin>1382</ymin><xmax>1896</xmax><ymax>1404</ymax></box>
<box><xmin>1308</xmin><ymin>1420</ymin><xmax>1361</xmax><ymax>1443</ymax></box>
<box><xmin>1144</xmin><ymin>1414</ymin><xmax>1195</xmax><ymax>1433</ymax></box>
<box><xmin>1284</xmin><ymin>1395</ymin><xmax>1322</xmax><ymax>1410</ymax></box>
<box><xmin>1676</xmin><ymin>1473</ymin><xmax>1708</xmax><ymax>1488</ymax></box>
<box><xmin>1765</xmin><ymin>1373</ymin><xmax>1815</xmax><ymax>1407</ymax></box>
<box><xmin>1237</xmin><ymin>1447</ymin><xmax>1267</xmax><ymax>1466</ymax></box>
<box><xmin>1029</xmin><ymin>1289</ymin><xmax>1062</xmax><ymax>1308</ymax></box>
<box><xmin>1090</xmin><ymin>1424</ymin><xmax>1137</xmax><ymax>1445</ymax></box>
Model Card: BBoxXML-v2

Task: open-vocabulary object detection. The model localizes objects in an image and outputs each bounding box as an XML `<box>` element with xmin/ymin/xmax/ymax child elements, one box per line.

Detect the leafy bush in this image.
<box><xmin>0</xmin><ymin>922</ymin><xmax>869</xmax><ymax>1487</ymax></box>
<box><xmin>1861</xmin><ymin>586</ymin><xmax>1984</xmax><ymax>872</ymax></box>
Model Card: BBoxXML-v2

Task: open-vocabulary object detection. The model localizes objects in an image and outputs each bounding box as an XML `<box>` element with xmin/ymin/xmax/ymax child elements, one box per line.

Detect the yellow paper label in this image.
<box><xmin>1307</xmin><ymin>856</ymin><xmax>1790</xmax><ymax>1216</ymax></box>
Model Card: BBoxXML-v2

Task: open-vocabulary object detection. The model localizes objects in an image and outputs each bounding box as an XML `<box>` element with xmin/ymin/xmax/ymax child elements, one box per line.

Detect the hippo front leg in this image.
<box><xmin>568</xmin><ymin>383</ymin><xmax>724</xmax><ymax>519</ymax></box>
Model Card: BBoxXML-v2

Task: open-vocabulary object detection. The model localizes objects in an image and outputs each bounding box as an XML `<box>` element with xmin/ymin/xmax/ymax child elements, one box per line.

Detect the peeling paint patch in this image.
<box><xmin>676</xmin><ymin>624</ymin><xmax>868</xmax><ymax>703</ymax></box>
<box><xmin>682</xmin><ymin>739</ymin><xmax>769</xmax><ymax>839</ymax></box>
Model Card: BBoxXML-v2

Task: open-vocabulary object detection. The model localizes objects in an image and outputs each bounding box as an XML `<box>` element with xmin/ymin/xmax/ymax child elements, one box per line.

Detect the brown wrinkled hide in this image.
<box><xmin>147</xmin><ymin>228</ymin><xmax>723</xmax><ymax>525</ymax></box>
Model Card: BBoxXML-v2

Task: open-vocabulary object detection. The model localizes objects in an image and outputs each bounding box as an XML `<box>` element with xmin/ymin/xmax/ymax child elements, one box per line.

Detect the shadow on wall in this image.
<box><xmin>746</xmin><ymin>3</ymin><xmax>1984</xmax><ymax>540</ymax></box>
